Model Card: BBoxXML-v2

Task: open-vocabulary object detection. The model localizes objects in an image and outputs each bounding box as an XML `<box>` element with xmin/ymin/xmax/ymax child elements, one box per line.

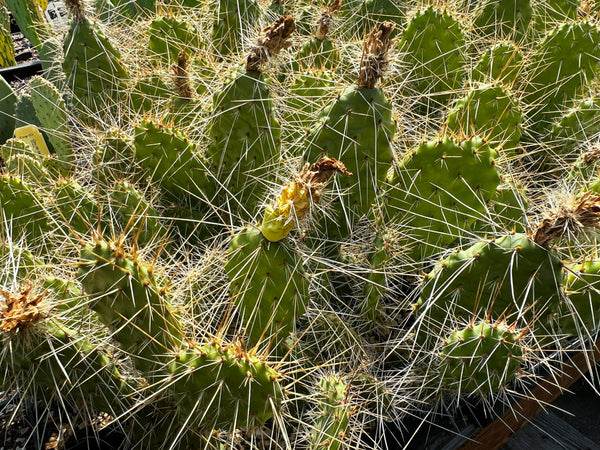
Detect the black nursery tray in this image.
<box><xmin>0</xmin><ymin>59</ymin><xmax>43</xmax><ymax>84</ymax></box>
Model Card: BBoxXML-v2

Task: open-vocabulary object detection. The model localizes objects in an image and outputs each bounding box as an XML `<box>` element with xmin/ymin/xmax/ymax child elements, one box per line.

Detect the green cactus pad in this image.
<box><xmin>472</xmin><ymin>42</ymin><xmax>523</xmax><ymax>86</ymax></box>
<box><xmin>51</xmin><ymin>179</ymin><xmax>99</xmax><ymax>237</ymax></box>
<box><xmin>212</xmin><ymin>0</ymin><xmax>262</xmax><ymax>56</ymax></box>
<box><xmin>398</xmin><ymin>7</ymin><xmax>467</xmax><ymax>114</ymax></box>
<box><xmin>360</xmin><ymin>232</ymin><xmax>394</xmax><ymax>331</ymax></box>
<box><xmin>78</xmin><ymin>239</ymin><xmax>185</xmax><ymax>373</ymax></box>
<box><xmin>471</xmin><ymin>180</ymin><xmax>528</xmax><ymax>235</ymax></box>
<box><xmin>336</xmin><ymin>0</ymin><xmax>363</xmax><ymax>39</ymax></box>
<box><xmin>268</xmin><ymin>0</ymin><xmax>285</xmax><ymax>15</ymax></box>
<box><xmin>30</xmin><ymin>76</ymin><xmax>74</xmax><ymax>170</ymax></box>
<box><xmin>438</xmin><ymin>321</ymin><xmax>524</xmax><ymax>395</ymax></box>
<box><xmin>0</xmin><ymin>76</ymin><xmax>16</xmax><ymax>145</ymax></box>
<box><xmin>3</xmin><ymin>317</ymin><xmax>132</xmax><ymax>414</ymax></box>
<box><xmin>524</xmin><ymin>21</ymin><xmax>600</xmax><ymax>133</ymax></box>
<box><xmin>0</xmin><ymin>173</ymin><xmax>49</xmax><ymax>242</ymax></box>
<box><xmin>41</xmin><ymin>274</ymin><xmax>83</xmax><ymax>313</ymax></box>
<box><xmin>0</xmin><ymin>22</ymin><xmax>15</xmax><ymax>68</ymax></box>
<box><xmin>168</xmin><ymin>341</ymin><xmax>282</xmax><ymax>429</ymax></box>
<box><xmin>133</xmin><ymin>120</ymin><xmax>214</xmax><ymax>207</ymax></box>
<box><xmin>310</xmin><ymin>374</ymin><xmax>351</xmax><ymax>450</ymax></box>
<box><xmin>14</xmin><ymin>96</ymin><xmax>46</xmax><ymax>148</ymax></box>
<box><xmin>384</xmin><ymin>138</ymin><xmax>500</xmax><ymax>262</ymax></box>
<box><xmin>0</xmin><ymin>240</ymin><xmax>43</xmax><ymax>284</ymax></box>
<box><xmin>5</xmin><ymin>0</ymin><xmax>44</xmax><ymax>47</ymax></box>
<box><xmin>112</xmin><ymin>0</ymin><xmax>155</xmax><ymax>19</ymax></box>
<box><xmin>207</xmin><ymin>70</ymin><xmax>281</xmax><ymax>216</ymax></box>
<box><xmin>304</xmin><ymin>85</ymin><xmax>396</xmax><ymax>240</ymax></box>
<box><xmin>415</xmin><ymin>234</ymin><xmax>563</xmax><ymax>340</ymax></box>
<box><xmin>473</xmin><ymin>0</ymin><xmax>533</xmax><ymax>41</ymax></box>
<box><xmin>225</xmin><ymin>227</ymin><xmax>309</xmax><ymax>349</ymax></box>
<box><xmin>1</xmin><ymin>138</ymin><xmax>51</xmax><ymax>184</ymax></box>
<box><xmin>357</xmin><ymin>0</ymin><xmax>404</xmax><ymax>37</ymax></box>
<box><xmin>296</xmin><ymin>36</ymin><xmax>337</xmax><ymax>72</ymax></box>
<box><xmin>129</xmin><ymin>74</ymin><xmax>172</xmax><ymax>115</ymax></box>
<box><xmin>533</xmin><ymin>0</ymin><xmax>579</xmax><ymax>35</ymax></box>
<box><xmin>559</xmin><ymin>261</ymin><xmax>600</xmax><ymax>335</ymax></box>
<box><xmin>446</xmin><ymin>84</ymin><xmax>523</xmax><ymax>155</ymax></box>
<box><xmin>550</xmin><ymin>97</ymin><xmax>600</xmax><ymax>158</ymax></box>
<box><xmin>63</xmin><ymin>14</ymin><xmax>128</xmax><ymax>120</ymax></box>
<box><xmin>285</xmin><ymin>70</ymin><xmax>337</xmax><ymax>140</ymax></box>
<box><xmin>571</xmin><ymin>147</ymin><xmax>600</xmax><ymax>187</ymax></box>
<box><xmin>109</xmin><ymin>180</ymin><xmax>167</xmax><ymax>247</ymax></box>
<box><xmin>94</xmin><ymin>129</ymin><xmax>134</xmax><ymax>184</ymax></box>
<box><xmin>147</xmin><ymin>16</ymin><xmax>199</xmax><ymax>66</ymax></box>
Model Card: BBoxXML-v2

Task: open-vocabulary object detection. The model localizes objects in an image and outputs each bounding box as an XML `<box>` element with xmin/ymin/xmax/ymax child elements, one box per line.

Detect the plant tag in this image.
<box><xmin>45</xmin><ymin>1</ymin><xmax>69</xmax><ymax>32</ymax></box>
<box><xmin>14</xmin><ymin>125</ymin><xmax>50</xmax><ymax>156</ymax></box>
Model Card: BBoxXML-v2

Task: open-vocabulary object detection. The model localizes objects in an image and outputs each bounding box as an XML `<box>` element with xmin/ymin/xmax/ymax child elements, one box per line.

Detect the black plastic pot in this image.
<box><xmin>0</xmin><ymin>59</ymin><xmax>43</xmax><ymax>83</ymax></box>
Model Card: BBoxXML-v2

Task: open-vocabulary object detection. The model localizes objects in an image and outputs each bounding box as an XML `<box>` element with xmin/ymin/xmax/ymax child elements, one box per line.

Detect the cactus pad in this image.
<box><xmin>384</xmin><ymin>138</ymin><xmax>500</xmax><ymax>261</ymax></box>
<box><xmin>438</xmin><ymin>321</ymin><xmax>524</xmax><ymax>395</ymax></box>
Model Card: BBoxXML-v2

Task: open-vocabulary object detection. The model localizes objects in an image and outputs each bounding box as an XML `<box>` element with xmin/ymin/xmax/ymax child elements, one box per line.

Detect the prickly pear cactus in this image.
<box><xmin>304</xmin><ymin>22</ymin><xmax>397</xmax><ymax>242</ymax></box>
<box><xmin>133</xmin><ymin>119</ymin><xmax>214</xmax><ymax>207</ymax></box>
<box><xmin>78</xmin><ymin>239</ymin><xmax>185</xmax><ymax>372</ymax></box>
<box><xmin>310</xmin><ymin>374</ymin><xmax>351</xmax><ymax>450</ymax></box>
<box><xmin>5</xmin><ymin>1</ymin><xmax>600</xmax><ymax>449</ymax></box>
<box><xmin>437</xmin><ymin>321</ymin><xmax>525</xmax><ymax>396</ymax></box>
<box><xmin>0</xmin><ymin>286</ymin><xmax>132</xmax><ymax>414</ymax></box>
<box><xmin>524</xmin><ymin>21</ymin><xmax>600</xmax><ymax>134</ymax></box>
<box><xmin>472</xmin><ymin>41</ymin><xmax>523</xmax><ymax>85</ymax></box>
<box><xmin>29</xmin><ymin>76</ymin><xmax>74</xmax><ymax>170</ymax></box>
<box><xmin>446</xmin><ymin>84</ymin><xmax>523</xmax><ymax>155</ymax></box>
<box><xmin>0</xmin><ymin>76</ymin><xmax>16</xmax><ymax>145</ymax></box>
<box><xmin>384</xmin><ymin>137</ymin><xmax>501</xmax><ymax>261</ymax></box>
<box><xmin>551</xmin><ymin>98</ymin><xmax>600</xmax><ymax>158</ymax></box>
<box><xmin>226</xmin><ymin>226</ymin><xmax>309</xmax><ymax>349</ymax></box>
<box><xmin>415</xmin><ymin>233</ymin><xmax>563</xmax><ymax>340</ymax></box>
<box><xmin>167</xmin><ymin>341</ymin><xmax>283</xmax><ymax>430</ymax></box>
<box><xmin>208</xmin><ymin>16</ymin><xmax>294</xmax><ymax>217</ymax></box>
<box><xmin>212</xmin><ymin>0</ymin><xmax>262</xmax><ymax>56</ymax></box>
<box><xmin>0</xmin><ymin>173</ymin><xmax>49</xmax><ymax>242</ymax></box>
<box><xmin>0</xmin><ymin>9</ymin><xmax>15</xmax><ymax>68</ymax></box>
<box><xmin>559</xmin><ymin>260</ymin><xmax>600</xmax><ymax>335</ymax></box>
<box><xmin>398</xmin><ymin>7</ymin><xmax>466</xmax><ymax>113</ymax></box>
<box><xmin>62</xmin><ymin>0</ymin><xmax>128</xmax><ymax>120</ymax></box>
<box><xmin>147</xmin><ymin>16</ymin><xmax>198</xmax><ymax>66</ymax></box>
<box><xmin>473</xmin><ymin>0</ymin><xmax>533</xmax><ymax>41</ymax></box>
<box><xmin>5</xmin><ymin>0</ymin><xmax>45</xmax><ymax>47</ymax></box>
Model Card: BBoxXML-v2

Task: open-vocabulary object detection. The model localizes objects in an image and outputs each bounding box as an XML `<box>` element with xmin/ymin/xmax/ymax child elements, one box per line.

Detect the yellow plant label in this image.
<box><xmin>14</xmin><ymin>125</ymin><xmax>50</xmax><ymax>156</ymax></box>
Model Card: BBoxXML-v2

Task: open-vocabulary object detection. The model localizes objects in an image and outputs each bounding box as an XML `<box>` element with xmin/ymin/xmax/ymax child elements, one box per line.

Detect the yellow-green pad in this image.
<box><xmin>398</xmin><ymin>7</ymin><xmax>466</xmax><ymax>114</ymax></box>
<box><xmin>168</xmin><ymin>342</ymin><xmax>283</xmax><ymax>429</ymax></box>
<box><xmin>384</xmin><ymin>137</ymin><xmax>500</xmax><ymax>262</ymax></box>
<box><xmin>207</xmin><ymin>70</ymin><xmax>281</xmax><ymax>216</ymax></box>
<box><xmin>446</xmin><ymin>84</ymin><xmax>523</xmax><ymax>155</ymax></box>
<box><xmin>304</xmin><ymin>85</ymin><xmax>396</xmax><ymax>241</ymax></box>
<box><xmin>438</xmin><ymin>321</ymin><xmax>524</xmax><ymax>395</ymax></box>
<box><xmin>226</xmin><ymin>227</ymin><xmax>309</xmax><ymax>350</ymax></box>
<box><xmin>416</xmin><ymin>233</ymin><xmax>563</xmax><ymax>342</ymax></box>
<box><xmin>78</xmin><ymin>240</ymin><xmax>184</xmax><ymax>373</ymax></box>
<box><xmin>559</xmin><ymin>261</ymin><xmax>600</xmax><ymax>335</ymax></box>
